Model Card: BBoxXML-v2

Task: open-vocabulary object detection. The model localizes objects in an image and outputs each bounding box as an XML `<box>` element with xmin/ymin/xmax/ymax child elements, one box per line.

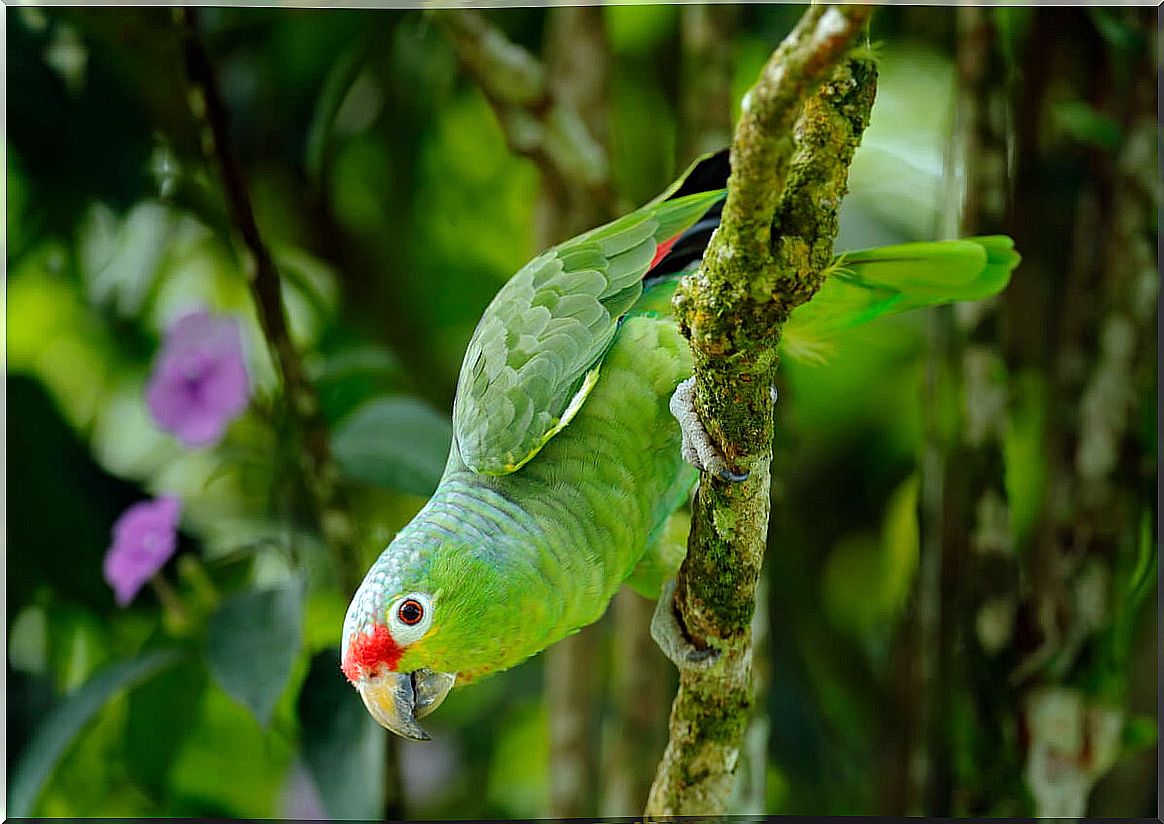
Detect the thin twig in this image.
<box><xmin>646</xmin><ymin>5</ymin><xmax>874</xmax><ymax>815</ymax></box>
<box><xmin>173</xmin><ymin>7</ymin><xmax>362</xmax><ymax>598</ymax></box>
<box><xmin>172</xmin><ymin>8</ymin><xmax>404</xmax><ymax>818</ymax></box>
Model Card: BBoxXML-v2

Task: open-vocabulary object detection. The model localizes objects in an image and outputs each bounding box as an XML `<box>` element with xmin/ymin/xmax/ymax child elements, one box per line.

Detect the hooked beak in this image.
<box><xmin>356</xmin><ymin>668</ymin><xmax>456</xmax><ymax>741</ymax></box>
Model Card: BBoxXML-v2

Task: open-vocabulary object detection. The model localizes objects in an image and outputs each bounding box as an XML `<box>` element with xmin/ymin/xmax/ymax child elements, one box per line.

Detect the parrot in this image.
<box><xmin>340</xmin><ymin>150</ymin><xmax>1020</xmax><ymax>740</ymax></box>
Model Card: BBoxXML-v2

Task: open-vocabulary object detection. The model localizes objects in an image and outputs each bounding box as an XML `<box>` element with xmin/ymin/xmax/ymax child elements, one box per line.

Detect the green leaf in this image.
<box><xmin>1053</xmin><ymin>100</ymin><xmax>1122</xmax><ymax>150</ymax></box>
<box><xmin>78</xmin><ymin>200</ymin><xmax>175</xmax><ymax>317</ymax></box>
<box><xmin>8</xmin><ymin>647</ymin><xmax>184</xmax><ymax>816</ymax></box>
<box><xmin>1128</xmin><ymin>508</ymin><xmax>1157</xmax><ymax>610</ymax></box>
<box><xmin>879</xmin><ymin>473</ymin><xmax>921</xmax><ymax>610</ymax></box>
<box><xmin>333</xmin><ymin>396</ymin><xmax>452</xmax><ymax>497</ymax></box>
<box><xmin>199</xmin><ymin>515</ymin><xmax>325</xmax><ymax>563</ymax></box>
<box><xmin>315</xmin><ymin>345</ymin><xmax>404</xmax><ymax>425</ymax></box>
<box><xmin>822</xmin><ymin>533</ymin><xmax>886</xmax><ymax>634</ymax></box>
<box><xmin>273</xmin><ymin>244</ymin><xmax>340</xmax><ymax>323</ymax></box>
<box><xmin>1089</xmin><ymin>8</ymin><xmax>1145</xmax><ymax>54</ymax></box>
<box><xmin>822</xmin><ymin>476</ymin><xmax>920</xmax><ymax>636</ymax></box>
<box><xmin>316</xmin><ymin>345</ymin><xmax>401</xmax><ymax>384</ymax></box>
<box><xmin>124</xmin><ymin>658</ymin><xmax>209</xmax><ymax>798</ymax></box>
<box><xmin>167</xmin><ymin>680</ymin><xmax>295</xmax><ymax>817</ymax></box>
<box><xmin>305</xmin><ymin>29</ymin><xmax>378</xmax><ymax>184</ymax></box>
<box><xmin>206</xmin><ymin>584</ymin><xmax>303</xmax><ymax>727</ymax></box>
<box><xmin>1004</xmin><ymin>370</ymin><xmax>1048</xmax><ymax>552</ymax></box>
<box><xmin>1122</xmin><ymin>714</ymin><xmax>1158</xmax><ymax>755</ymax></box>
<box><xmin>7</xmin><ymin>248</ymin><xmax>118</xmax><ymax>431</ymax></box>
<box><xmin>297</xmin><ymin>649</ymin><xmax>385</xmax><ymax>819</ymax></box>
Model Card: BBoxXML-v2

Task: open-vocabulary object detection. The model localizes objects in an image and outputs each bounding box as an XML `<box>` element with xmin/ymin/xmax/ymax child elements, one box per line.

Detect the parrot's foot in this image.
<box><xmin>651</xmin><ymin>579</ymin><xmax>721</xmax><ymax>671</ymax></box>
<box><xmin>669</xmin><ymin>378</ymin><xmax>749</xmax><ymax>482</ymax></box>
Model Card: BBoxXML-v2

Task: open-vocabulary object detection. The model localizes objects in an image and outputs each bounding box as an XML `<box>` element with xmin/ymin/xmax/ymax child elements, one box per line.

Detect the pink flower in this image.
<box><xmin>146</xmin><ymin>310</ymin><xmax>250</xmax><ymax>448</ymax></box>
<box><xmin>104</xmin><ymin>496</ymin><xmax>182</xmax><ymax>606</ymax></box>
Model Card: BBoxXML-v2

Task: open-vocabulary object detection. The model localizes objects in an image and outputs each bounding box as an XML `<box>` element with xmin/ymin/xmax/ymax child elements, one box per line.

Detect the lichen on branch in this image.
<box><xmin>646</xmin><ymin>5</ymin><xmax>876</xmax><ymax>815</ymax></box>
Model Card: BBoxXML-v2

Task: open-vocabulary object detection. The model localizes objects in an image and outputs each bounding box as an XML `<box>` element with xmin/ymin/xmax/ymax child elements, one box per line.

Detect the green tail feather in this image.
<box><xmin>628</xmin><ymin>236</ymin><xmax>1020</xmax><ymax>365</ymax></box>
<box><xmin>781</xmin><ymin>236</ymin><xmax>1020</xmax><ymax>363</ymax></box>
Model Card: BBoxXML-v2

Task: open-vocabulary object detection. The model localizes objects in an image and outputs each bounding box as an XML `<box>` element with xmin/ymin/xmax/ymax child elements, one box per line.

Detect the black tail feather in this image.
<box><xmin>639</xmin><ymin>148</ymin><xmax>730</xmax><ymax>284</ymax></box>
<box><xmin>647</xmin><ymin>148</ymin><xmax>729</xmax><ymax>281</ymax></box>
<box><xmin>665</xmin><ymin>148</ymin><xmax>730</xmax><ymax>201</ymax></box>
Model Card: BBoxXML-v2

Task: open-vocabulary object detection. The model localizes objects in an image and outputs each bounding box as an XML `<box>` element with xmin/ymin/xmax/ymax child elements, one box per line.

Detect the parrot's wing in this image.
<box><xmin>780</xmin><ymin>235</ymin><xmax>1020</xmax><ymax>363</ymax></box>
<box><xmin>453</xmin><ymin>188</ymin><xmax>725</xmax><ymax>476</ymax></box>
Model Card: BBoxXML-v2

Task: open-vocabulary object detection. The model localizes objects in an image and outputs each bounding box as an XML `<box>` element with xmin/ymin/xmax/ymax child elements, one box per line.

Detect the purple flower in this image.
<box><xmin>104</xmin><ymin>496</ymin><xmax>182</xmax><ymax>606</ymax></box>
<box><xmin>146</xmin><ymin>309</ymin><xmax>251</xmax><ymax>447</ymax></box>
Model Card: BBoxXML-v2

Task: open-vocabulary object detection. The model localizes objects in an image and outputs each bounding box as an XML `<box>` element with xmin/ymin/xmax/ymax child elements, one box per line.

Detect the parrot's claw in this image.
<box><xmin>651</xmin><ymin>579</ymin><xmax>721</xmax><ymax>671</ymax></box>
<box><xmin>669</xmin><ymin>378</ymin><xmax>749</xmax><ymax>482</ymax></box>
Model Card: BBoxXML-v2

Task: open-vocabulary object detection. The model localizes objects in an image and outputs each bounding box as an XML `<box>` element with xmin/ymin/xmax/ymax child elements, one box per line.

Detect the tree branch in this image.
<box><xmin>680</xmin><ymin>7</ymin><xmax>772</xmax><ymax>816</ymax></box>
<box><xmin>646</xmin><ymin>5</ymin><xmax>875</xmax><ymax>815</ymax></box>
<box><xmin>432</xmin><ymin>7</ymin><xmax>612</xmax><ymax>212</ymax></box>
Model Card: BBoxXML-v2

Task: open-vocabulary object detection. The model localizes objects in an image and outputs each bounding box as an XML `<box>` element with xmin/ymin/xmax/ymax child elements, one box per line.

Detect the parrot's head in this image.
<box><xmin>340</xmin><ymin>529</ymin><xmax>538</xmax><ymax>741</ymax></box>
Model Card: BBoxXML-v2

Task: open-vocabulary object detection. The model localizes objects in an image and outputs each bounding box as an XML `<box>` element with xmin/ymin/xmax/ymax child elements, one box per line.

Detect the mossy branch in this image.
<box><xmin>646</xmin><ymin>5</ymin><xmax>876</xmax><ymax>815</ymax></box>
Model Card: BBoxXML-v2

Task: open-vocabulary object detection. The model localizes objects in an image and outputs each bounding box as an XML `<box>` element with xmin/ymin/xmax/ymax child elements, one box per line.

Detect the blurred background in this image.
<box><xmin>6</xmin><ymin>4</ymin><xmax>1157</xmax><ymax>818</ymax></box>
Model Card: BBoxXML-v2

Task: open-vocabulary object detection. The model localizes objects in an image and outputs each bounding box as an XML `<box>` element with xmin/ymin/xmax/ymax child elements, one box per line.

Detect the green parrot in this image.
<box><xmin>340</xmin><ymin>151</ymin><xmax>1020</xmax><ymax>740</ymax></box>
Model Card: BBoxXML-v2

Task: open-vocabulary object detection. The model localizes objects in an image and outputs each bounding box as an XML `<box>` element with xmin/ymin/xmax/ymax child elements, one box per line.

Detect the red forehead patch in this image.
<box><xmin>341</xmin><ymin>624</ymin><xmax>402</xmax><ymax>683</ymax></box>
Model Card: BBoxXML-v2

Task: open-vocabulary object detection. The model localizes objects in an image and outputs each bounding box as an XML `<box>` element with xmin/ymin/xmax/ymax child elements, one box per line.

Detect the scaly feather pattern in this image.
<box><xmin>347</xmin><ymin>315</ymin><xmax>696</xmax><ymax>681</ymax></box>
<box><xmin>453</xmin><ymin>188</ymin><xmax>724</xmax><ymax>476</ymax></box>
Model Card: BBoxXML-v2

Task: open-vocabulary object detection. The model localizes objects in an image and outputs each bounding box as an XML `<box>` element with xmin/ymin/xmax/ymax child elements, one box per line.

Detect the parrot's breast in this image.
<box><xmin>351</xmin><ymin>314</ymin><xmax>696</xmax><ymax>682</ymax></box>
<box><xmin>444</xmin><ymin>315</ymin><xmax>696</xmax><ymax>675</ymax></box>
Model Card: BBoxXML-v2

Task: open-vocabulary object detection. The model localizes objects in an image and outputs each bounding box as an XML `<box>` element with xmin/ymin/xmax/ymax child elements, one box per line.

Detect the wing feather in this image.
<box><xmin>453</xmin><ymin>187</ymin><xmax>725</xmax><ymax>475</ymax></box>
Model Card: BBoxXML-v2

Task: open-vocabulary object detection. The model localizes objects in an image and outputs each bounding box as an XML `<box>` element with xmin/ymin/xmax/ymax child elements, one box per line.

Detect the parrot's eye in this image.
<box><xmin>387</xmin><ymin>592</ymin><xmax>434</xmax><ymax>645</ymax></box>
<box><xmin>398</xmin><ymin>599</ymin><xmax>424</xmax><ymax>625</ymax></box>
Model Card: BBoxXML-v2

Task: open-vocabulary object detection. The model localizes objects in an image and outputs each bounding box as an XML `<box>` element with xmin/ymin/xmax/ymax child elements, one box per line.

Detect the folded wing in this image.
<box><xmin>453</xmin><ymin>188</ymin><xmax>725</xmax><ymax>476</ymax></box>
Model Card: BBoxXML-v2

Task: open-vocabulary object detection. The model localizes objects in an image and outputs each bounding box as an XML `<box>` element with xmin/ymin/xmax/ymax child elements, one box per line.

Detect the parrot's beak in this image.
<box><xmin>356</xmin><ymin>668</ymin><xmax>456</xmax><ymax>741</ymax></box>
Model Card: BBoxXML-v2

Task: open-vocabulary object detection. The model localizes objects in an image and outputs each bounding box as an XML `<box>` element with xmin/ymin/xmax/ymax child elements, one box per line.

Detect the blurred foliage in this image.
<box><xmin>6</xmin><ymin>4</ymin><xmax>1156</xmax><ymax>819</ymax></box>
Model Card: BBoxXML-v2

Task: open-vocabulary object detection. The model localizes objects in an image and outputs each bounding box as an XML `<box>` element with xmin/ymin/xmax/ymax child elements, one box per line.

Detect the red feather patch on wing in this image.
<box><xmin>649</xmin><ymin>234</ymin><xmax>681</xmax><ymax>271</ymax></box>
<box><xmin>342</xmin><ymin>624</ymin><xmax>402</xmax><ymax>682</ymax></box>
